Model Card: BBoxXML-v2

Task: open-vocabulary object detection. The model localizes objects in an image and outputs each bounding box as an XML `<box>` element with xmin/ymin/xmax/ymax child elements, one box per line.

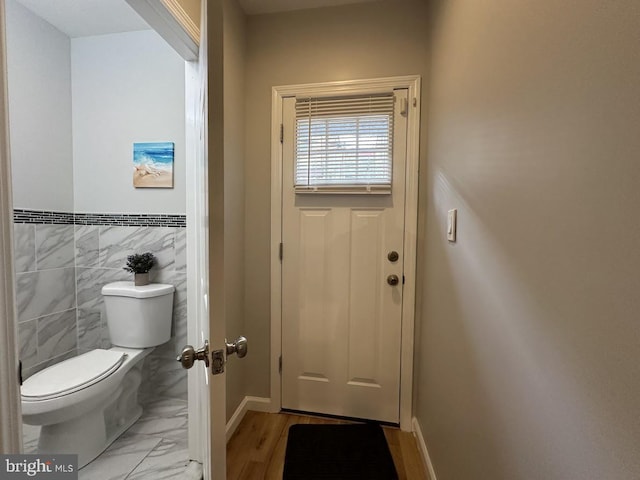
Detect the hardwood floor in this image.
<box><xmin>226</xmin><ymin>411</ymin><xmax>430</xmax><ymax>480</ymax></box>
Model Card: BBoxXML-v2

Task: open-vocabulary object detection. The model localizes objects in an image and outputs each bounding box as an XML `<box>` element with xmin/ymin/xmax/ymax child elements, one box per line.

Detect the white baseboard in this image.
<box><xmin>183</xmin><ymin>460</ymin><xmax>203</xmax><ymax>480</ymax></box>
<box><xmin>412</xmin><ymin>417</ymin><xmax>438</xmax><ymax>480</ymax></box>
<box><xmin>225</xmin><ymin>396</ymin><xmax>272</xmax><ymax>442</ymax></box>
<box><xmin>246</xmin><ymin>396</ymin><xmax>272</xmax><ymax>412</ymax></box>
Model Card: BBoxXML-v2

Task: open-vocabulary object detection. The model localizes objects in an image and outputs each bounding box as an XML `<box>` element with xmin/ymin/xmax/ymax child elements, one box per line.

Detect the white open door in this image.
<box><xmin>185</xmin><ymin>11</ymin><xmax>218</xmax><ymax>480</ymax></box>
<box><xmin>184</xmin><ymin>1</ymin><xmax>227</xmax><ymax>478</ymax></box>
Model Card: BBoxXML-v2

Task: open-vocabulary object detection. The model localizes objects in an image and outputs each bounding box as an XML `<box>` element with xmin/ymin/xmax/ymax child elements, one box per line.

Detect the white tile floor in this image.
<box><xmin>23</xmin><ymin>397</ymin><xmax>195</xmax><ymax>480</ymax></box>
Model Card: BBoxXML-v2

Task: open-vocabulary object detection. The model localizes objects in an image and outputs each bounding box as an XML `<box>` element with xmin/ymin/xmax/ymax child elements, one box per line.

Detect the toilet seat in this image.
<box><xmin>22</xmin><ymin>349</ymin><xmax>127</xmax><ymax>401</ymax></box>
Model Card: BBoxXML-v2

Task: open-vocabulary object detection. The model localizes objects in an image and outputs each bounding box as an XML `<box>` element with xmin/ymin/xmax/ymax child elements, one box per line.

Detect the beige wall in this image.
<box><xmin>243</xmin><ymin>0</ymin><xmax>430</xmax><ymax>397</ymax></box>
<box><xmin>417</xmin><ymin>0</ymin><xmax>640</xmax><ymax>478</ymax></box>
<box><xmin>223</xmin><ymin>0</ymin><xmax>247</xmax><ymax>421</ymax></box>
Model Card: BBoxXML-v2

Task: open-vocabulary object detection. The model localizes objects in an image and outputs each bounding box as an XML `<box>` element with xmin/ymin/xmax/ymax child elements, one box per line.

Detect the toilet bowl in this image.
<box><xmin>20</xmin><ymin>282</ymin><xmax>175</xmax><ymax>468</ymax></box>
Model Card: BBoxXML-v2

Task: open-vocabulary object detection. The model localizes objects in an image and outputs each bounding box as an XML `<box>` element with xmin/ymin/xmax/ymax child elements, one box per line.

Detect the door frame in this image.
<box><xmin>270</xmin><ymin>75</ymin><xmax>421</xmax><ymax>431</ymax></box>
<box><xmin>0</xmin><ymin>0</ymin><xmax>22</xmax><ymax>451</ymax></box>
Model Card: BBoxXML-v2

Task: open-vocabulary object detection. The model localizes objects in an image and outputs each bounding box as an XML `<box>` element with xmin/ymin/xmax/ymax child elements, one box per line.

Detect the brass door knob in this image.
<box><xmin>387</xmin><ymin>274</ymin><xmax>399</xmax><ymax>286</ymax></box>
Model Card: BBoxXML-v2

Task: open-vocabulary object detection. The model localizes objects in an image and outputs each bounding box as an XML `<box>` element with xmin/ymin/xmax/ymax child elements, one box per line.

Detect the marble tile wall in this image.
<box><xmin>14</xmin><ymin>212</ymin><xmax>188</xmax><ymax>401</ymax></box>
<box><xmin>75</xmin><ymin>225</ymin><xmax>188</xmax><ymax>401</ymax></box>
<box><xmin>14</xmin><ymin>223</ymin><xmax>77</xmax><ymax>378</ymax></box>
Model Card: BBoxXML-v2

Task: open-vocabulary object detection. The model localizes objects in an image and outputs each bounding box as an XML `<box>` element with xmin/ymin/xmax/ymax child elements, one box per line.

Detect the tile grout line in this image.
<box><xmin>73</xmin><ymin>223</ymin><xmax>80</xmax><ymax>354</ymax></box>
<box><xmin>122</xmin><ymin>436</ymin><xmax>164</xmax><ymax>480</ymax></box>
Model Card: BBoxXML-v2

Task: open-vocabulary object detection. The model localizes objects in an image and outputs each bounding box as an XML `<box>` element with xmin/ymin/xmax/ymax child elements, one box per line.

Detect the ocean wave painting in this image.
<box><xmin>133</xmin><ymin>142</ymin><xmax>174</xmax><ymax>188</ymax></box>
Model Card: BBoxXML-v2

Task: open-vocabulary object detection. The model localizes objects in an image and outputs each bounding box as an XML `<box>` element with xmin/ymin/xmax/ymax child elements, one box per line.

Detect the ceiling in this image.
<box><xmin>15</xmin><ymin>0</ymin><xmax>384</xmax><ymax>38</ymax></box>
<box><xmin>15</xmin><ymin>0</ymin><xmax>149</xmax><ymax>38</ymax></box>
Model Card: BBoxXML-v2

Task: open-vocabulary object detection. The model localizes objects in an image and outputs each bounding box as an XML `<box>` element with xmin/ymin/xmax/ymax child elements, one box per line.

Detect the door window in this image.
<box><xmin>295</xmin><ymin>93</ymin><xmax>395</xmax><ymax>194</ymax></box>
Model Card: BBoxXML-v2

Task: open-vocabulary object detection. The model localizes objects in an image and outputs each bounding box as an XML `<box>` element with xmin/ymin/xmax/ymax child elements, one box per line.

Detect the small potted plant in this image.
<box><xmin>124</xmin><ymin>252</ymin><xmax>156</xmax><ymax>286</ymax></box>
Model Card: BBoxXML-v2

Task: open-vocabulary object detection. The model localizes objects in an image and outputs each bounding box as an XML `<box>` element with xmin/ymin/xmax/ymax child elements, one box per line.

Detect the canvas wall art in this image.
<box><xmin>133</xmin><ymin>142</ymin><xmax>174</xmax><ymax>188</ymax></box>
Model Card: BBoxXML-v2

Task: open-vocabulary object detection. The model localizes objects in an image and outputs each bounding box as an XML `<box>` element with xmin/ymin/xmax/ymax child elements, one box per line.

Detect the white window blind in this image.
<box><xmin>295</xmin><ymin>93</ymin><xmax>394</xmax><ymax>194</ymax></box>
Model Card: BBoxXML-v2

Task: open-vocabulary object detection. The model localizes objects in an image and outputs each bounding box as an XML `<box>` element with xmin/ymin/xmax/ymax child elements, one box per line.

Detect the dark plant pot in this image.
<box><xmin>134</xmin><ymin>272</ymin><xmax>150</xmax><ymax>286</ymax></box>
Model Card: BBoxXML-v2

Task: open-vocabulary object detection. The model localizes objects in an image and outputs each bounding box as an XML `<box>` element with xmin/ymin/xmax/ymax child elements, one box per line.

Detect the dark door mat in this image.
<box><xmin>283</xmin><ymin>423</ymin><xmax>399</xmax><ymax>480</ymax></box>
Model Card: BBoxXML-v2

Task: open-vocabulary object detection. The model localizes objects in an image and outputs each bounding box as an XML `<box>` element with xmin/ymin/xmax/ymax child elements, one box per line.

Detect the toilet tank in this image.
<box><xmin>101</xmin><ymin>282</ymin><xmax>175</xmax><ymax>348</ymax></box>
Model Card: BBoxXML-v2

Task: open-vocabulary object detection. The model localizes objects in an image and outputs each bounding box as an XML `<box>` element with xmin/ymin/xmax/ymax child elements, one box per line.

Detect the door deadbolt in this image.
<box><xmin>387</xmin><ymin>251</ymin><xmax>399</xmax><ymax>262</ymax></box>
<box><xmin>387</xmin><ymin>274</ymin><xmax>400</xmax><ymax>286</ymax></box>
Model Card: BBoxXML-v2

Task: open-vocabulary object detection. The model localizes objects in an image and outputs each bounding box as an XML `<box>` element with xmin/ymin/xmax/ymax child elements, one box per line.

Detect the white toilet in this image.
<box><xmin>21</xmin><ymin>281</ymin><xmax>175</xmax><ymax>468</ymax></box>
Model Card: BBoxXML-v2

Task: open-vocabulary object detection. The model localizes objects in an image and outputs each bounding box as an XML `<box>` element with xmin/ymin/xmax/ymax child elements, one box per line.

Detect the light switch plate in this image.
<box><xmin>447</xmin><ymin>209</ymin><xmax>457</xmax><ymax>242</ymax></box>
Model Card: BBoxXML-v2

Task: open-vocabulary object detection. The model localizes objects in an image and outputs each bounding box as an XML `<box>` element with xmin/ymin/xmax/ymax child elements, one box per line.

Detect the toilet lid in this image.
<box><xmin>21</xmin><ymin>349</ymin><xmax>127</xmax><ymax>401</ymax></box>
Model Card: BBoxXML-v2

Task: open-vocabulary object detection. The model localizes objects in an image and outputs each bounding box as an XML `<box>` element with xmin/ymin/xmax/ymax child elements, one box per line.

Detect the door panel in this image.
<box><xmin>348</xmin><ymin>209</ymin><xmax>384</xmax><ymax>387</ymax></box>
<box><xmin>299</xmin><ymin>210</ymin><xmax>332</xmax><ymax>380</ymax></box>
<box><xmin>281</xmin><ymin>89</ymin><xmax>408</xmax><ymax>423</ymax></box>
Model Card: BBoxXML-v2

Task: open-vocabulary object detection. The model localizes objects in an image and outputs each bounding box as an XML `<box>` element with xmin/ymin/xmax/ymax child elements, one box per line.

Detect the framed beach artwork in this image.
<box><xmin>133</xmin><ymin>142</ymin><xmax>174</xmax><ymax>188</ymax></box>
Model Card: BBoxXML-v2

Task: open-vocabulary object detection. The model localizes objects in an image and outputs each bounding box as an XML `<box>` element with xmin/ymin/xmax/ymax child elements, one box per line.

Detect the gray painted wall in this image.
<box><xmin>416</xmin><ymin>0</ymin><xmax>640</xmax><ymax>478</ymax></box>
<box><xmin>71</xmin><ymin>30</ymin><xmax>186</xmax><ymax>215</ymax></box>
<box><xmin>7</xmin><ymin>7</ymin><xmax>186</xmax><ymax>217</ymax></box>
<box><xmin>6</xmin><ymin>0</ymin><xmax>74</xmax><ymax>211</ymax></box>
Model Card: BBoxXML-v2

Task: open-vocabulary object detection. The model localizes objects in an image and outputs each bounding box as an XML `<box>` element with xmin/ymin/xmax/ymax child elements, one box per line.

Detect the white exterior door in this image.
<box><xmin>281</xmin><ymin>89</ymin><xmax>409</xmax><ymax>424</ymax></box>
